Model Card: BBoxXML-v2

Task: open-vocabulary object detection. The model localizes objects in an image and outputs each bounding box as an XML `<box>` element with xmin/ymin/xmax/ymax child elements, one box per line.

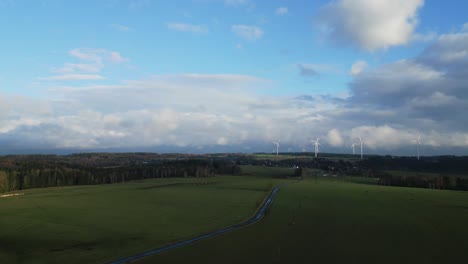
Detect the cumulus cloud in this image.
<box><xmin>341</xmin><ymin>28</ymin><xmax>468</xmax><ymax>149</ymax></box>
<box><xmin>418</xmin><ymin>31</ymin><xmax>468</xmax><ymax>68</ymax></box>
<box><xmin>350</xmin><ymin>60</ymin><xmax>367</xmax><ymax>75</ymax></box>
<box><xmin>327</xmin><ymin>129</ymin><xmax>344</xmax><ymax>146</ymax></box>
<box><xmin>1</xmin><ymin>74</ymin><xmax>278</xmax><ymax>150</ymax></box>
<box><xmin>4</xmin><ymin>25</ymin><xmax>468</xmax><ymax>155</ymax></box>
<box><xmin>349</xmin><ymin>126</ymin><xmax>413</xmax><ymax>149</ymax></box>
<box><xmin>232</xmin><ymin>25</ymin><xmax>263</xmax><ymax>41</ymax></box>
<box><xmin>317</xmin><ymin>0</ymin><xmax>424</xmax><ymax>51</ymax></box>
<box><xmin>276</xmin><ymin>7</ymin><xmax>288</xmax><ymax>15</ymax></box>
<box><xmin>349</xmin><ymin>60</ymin><xmax>444</xmax><ymax>107</ymax></box>
<box><xmin>167</xmin><ymin>22</ymin><xmax>208</xmax><ymax>34</ymax></box>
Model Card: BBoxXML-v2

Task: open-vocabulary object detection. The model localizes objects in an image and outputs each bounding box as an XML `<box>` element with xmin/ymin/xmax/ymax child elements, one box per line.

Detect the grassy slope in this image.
<box><xmin>0</xmin><ymin>172</ymin><xmax>290</xmax><ymax>264</ymax></box>
<box><xmin>142</xmin><ymin>177</ymin><xmax>468</xmax><ymax>264</ymax></box>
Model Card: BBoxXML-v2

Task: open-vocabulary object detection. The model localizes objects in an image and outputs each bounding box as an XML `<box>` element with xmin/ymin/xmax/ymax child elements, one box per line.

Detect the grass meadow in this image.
<box><xmin>0</xmin><ymin>167</ymin><xmax>292</xmax><ymax>264</ymax></box>
<box><xmin>142</xmin><ymin>176</ymin><xmax>468</xmax><ymax>264</ymax></box>
<box><xmin>2</xmin><ymin>166</ymin><xmax>468</xmax><ymax>264</ymax></box>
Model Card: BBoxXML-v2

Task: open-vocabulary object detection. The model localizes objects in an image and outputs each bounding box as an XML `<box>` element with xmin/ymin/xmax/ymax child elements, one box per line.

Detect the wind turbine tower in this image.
<box><xmin>273</xmin><ymin>140</ymin><xmax>280</xmax><ymax>156</ymax></box>
<box><xmin>416</xmin><ymin>136</ymin><xmax>421</xmax><ymax>160</ymax></box>
<box><xmin>351</xmin><ymin>143</ymin><xmax>357</xmax><ymax>155</ymax></box>
<box><xmin>359</xmin><ymin>136</ymin><xmax>363</xmax><ymax>160</ymax></box>
<box><xmin>313</xmin><ymin>138</ymin><xmax>320</xmax><ymax>158</ymax></box>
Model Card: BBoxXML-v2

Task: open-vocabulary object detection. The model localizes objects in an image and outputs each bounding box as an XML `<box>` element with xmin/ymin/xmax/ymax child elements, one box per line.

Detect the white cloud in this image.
<box><xmin>217</xmin><ymin>137</ymin><xmax>228</xmax><ymax>145</ymax></box>
<box><xmin>275</xmin><ymin>7</ymin><xmax>288</xmax><ymax>15</ymax></box>
<box><xmin>69</xmin><ymin>48</ymin><xmax>126</xmax><ymax>63</ymax></box>
<box><xmin>327</xmin><ymin>129</ymin><xmax>344</xmax><ymax>146</ymax></box>
<box><xmin>41</xmin><ymin>48</ymin><xmax>126</xmax><ymax>81</ymax></box>
<box><xmin>232</xmin><ymin>25</ymin><xmax>263</xmax><ymax>41</ymax></box>
<box><xmin>2</xmin><ymin>74</ymin><xmax>276</xmax><ymax>149</ymax></box>
<box><xmin>167</xmin><ymin>22</ymin><xmax>208</xmax><ymax>34</ymax></box>
<box><xmin>3</xmin><ymin>60</ymin><xmax>468</xmax><ymax>153</ymax></box>
<box><xmin>111</xmin><ymin>23</ymin><xmax>131</xmax><ymax>32</ymax></box>
<box><xmin>317</xmin><ymin>0</ymin><xmax>424</xmax><ymax>51</ymax></box>
<box><xmin>5</xmin><ymin>24</ymin><xmax>468</xmax><ymax>155</ymax></box>
<box><xmin>350</xmin><ymin>60</ymin><xmax>368</xmax><ymax>75</ymax></box>
<box><xmin>463</xmin><ymin>23</ymin><xmax>468</xmax><ymax>32</ymax></box>
<box><xmin>108</xmin><ymin>51</ymin><xmax>125</xmax><ymax>63</ymax></box>
<box><xmin>54</xmin><ymin>63</ymin><xmax>102</xmax><ymax>74</ymax></box>
<box><xmin>69</xmin><ymin>49</ymin><xmax>99</xmax><ymax>61</ymax></box>
<box><xmin>42</xmin><ymin>74</ymin><xmax>105</xmax><ymax>81</ymax></box>
<box><xmin>350</xmin><ymin>125</ymin><xmax>415</xmax><ymax>149</ymax></box>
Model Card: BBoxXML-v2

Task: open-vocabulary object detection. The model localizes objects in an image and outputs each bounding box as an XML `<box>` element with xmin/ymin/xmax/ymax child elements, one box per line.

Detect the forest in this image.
<box><xmin>0</xmin><ymin>155</ymin><xmax>240</xmax><ymax>193</ymax></box>
<box><xmin>1</xmin><ymin>153</ymin><xmax>467</xmax><ymax>193</ymax></box>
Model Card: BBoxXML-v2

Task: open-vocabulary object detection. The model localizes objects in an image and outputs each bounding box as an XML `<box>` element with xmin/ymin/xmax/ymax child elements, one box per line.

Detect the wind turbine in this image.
<box><xmin>273</xmin><ymin>140</ymin><xmax>280</xmax><ymax>156</ymax></box>
<box><xmin>351</xmin><ymin>143</ymin><xmax>357</xmax><ymax>155</ymax></box>
<box><xmin>312</xmin><ymin>138</ymin><xmax>320</xmax><ymax>158</ymax></box>
<box><xmin>358</xmin><ymin>136</ymin><xmax>363</xmax><ymax>160</ymax></box>
<box><xmin>416</xmin><ymin>135</ymin><xmax>421</xmax><ymax>160</ymax></box>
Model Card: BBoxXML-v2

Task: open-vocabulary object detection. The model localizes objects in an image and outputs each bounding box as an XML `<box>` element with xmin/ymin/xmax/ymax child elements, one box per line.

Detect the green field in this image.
<box><xmin>0</xmin><ymin>168</ymin><xmax>292</xmax><ymax>264</ymax></box>
<box><xmin>384</xmin><ymin>169</ymin><xmax>468</xmax><ymax>179</ymax></box>
<box><xmin>2</xmin><ymin>166</ymin><xmax>468</xmax><ymax>264</ymax></box>
<box><xmin>141</xmin><ymin>176</ymin><xmax>468</xmax><ymax>264</ymax></box>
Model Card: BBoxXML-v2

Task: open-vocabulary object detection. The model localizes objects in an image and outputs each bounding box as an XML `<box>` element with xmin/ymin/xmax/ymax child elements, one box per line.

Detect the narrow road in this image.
<box><xmin>107</xmin><ymin>185</ymin><xmax>282</xmax><ymax>264</ymax></box>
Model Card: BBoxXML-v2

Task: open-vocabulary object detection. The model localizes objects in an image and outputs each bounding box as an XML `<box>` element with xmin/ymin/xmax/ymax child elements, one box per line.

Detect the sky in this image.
<box><xmin>0</xmin><ymin>0</ymin><xmax>467</xmax><ymax>155</ymax></box>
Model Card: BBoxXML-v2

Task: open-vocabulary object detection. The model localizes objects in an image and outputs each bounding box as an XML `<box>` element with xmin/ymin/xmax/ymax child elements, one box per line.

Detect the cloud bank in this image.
<box><xmin>2</xmin><ymin>25</ymin><xmax>468</xmax><ymax>155</ymax></box>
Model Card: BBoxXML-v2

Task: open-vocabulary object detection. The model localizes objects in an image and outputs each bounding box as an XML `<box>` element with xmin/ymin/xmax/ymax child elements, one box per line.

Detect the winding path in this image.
<box><xmin>108</xmin><ymin>185</ymin><xmax>282</xmax><ymax>264</ymax></box>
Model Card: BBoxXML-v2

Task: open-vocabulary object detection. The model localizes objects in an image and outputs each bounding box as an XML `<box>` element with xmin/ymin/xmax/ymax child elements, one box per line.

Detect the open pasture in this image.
<box><xmin>0</xmin><ymin>170</ymin><xmax>291</xmax><ymax>264</ymax></box>
<box><xmin>143</xmin><ymin>176</ymin><xmax>468</xmax><ymax>264</ymax></box>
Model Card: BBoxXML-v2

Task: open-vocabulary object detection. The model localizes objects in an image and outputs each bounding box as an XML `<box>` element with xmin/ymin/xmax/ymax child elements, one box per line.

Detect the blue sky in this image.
<box><xmin>1</xmin><ymin>0</ymin><xmax>468</xmax><ymax>155</ymax></box>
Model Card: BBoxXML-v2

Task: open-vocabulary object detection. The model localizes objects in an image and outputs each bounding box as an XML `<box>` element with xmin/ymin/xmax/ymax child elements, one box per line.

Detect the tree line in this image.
<box><xmin>0</xmin><ymin>159</ymin><xmax>240</xmax><ymax>193</ymax></box>
<box><xmin>375</xmin><ymin>170</ymin><xmax>468</xmax><ymax>190</ymax></box>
